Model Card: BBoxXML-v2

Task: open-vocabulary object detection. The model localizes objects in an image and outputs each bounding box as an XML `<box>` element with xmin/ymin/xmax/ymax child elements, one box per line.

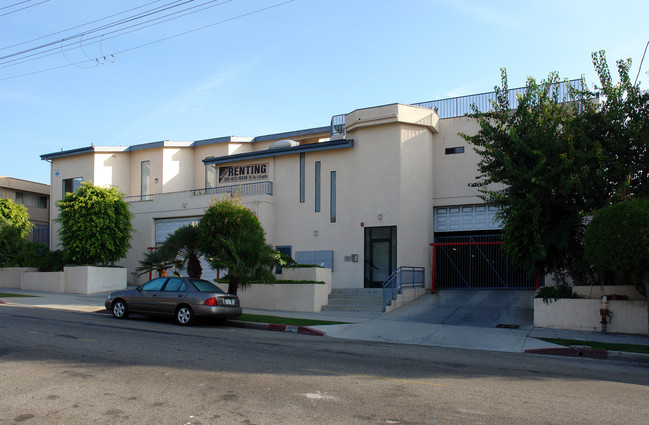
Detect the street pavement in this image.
<box><xmin>2</xmin><ymin>287</ymin><xmax>649</xmax><ymax>361</ymax></box>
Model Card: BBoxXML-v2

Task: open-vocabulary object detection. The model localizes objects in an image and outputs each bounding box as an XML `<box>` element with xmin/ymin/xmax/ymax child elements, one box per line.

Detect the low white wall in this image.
<box><xmin>0</xmin><ymin>266</ymin><xmax>127</xmax><ymax>294</ymax></box>
<box><xmin>0</xmin><ymin>267</ymin><xmax>38</xmax><ymax>288</ymax></box>
<box><xmin>64</xmin><ymin>266</ymin><xmax>127</xmax><ymax>294</ymax></box>
<box><xmin>534</xmin><ymin>298</ymin><xmax>648</xmax><ymax>335</ymax></box>
<box><xmin>21</xmin><ymin>271</ymin><xmax>65</xmax><ymax>293</ymax></box>
<box><xmin>218</xmin><ymin>267</ymin><xmax>332</xmax><ymax>312</ymax></box>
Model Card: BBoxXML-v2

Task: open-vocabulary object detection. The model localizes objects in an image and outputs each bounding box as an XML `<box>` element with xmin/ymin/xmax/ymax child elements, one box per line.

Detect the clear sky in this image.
<box><xmin>1</xmin><ymin>0</ymin><xmax>647</xmax><ymax>184</ymax></box>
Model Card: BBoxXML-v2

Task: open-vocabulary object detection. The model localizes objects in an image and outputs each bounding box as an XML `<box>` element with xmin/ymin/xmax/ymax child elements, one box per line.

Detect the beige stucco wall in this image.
<box><xmin>93</xmin><ymin>152</ymin><xmax>131</xmax><ymax>193</ymax></box>
<box><xmin>432</xmin><ymin>116</ymin><xmax>485</xmax><ymax>206</ymax></box>
<box><xmin>43</xmin><ymin>102</ymin><xmax>499</xmax><ymax>292</ymax></box>
<box><xmin>49</xmin><ymin>153</ymin><xmax>95</xmax><ymax>249</ymax></box>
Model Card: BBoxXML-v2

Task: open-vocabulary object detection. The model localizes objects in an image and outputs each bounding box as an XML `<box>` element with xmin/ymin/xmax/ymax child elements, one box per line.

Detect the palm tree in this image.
<box><xmin>210</xmin><ymin>227</ymin><xmax>278</xmax><ymax>295</ymax></box>
<box><xmin>136</xmin><ymin>248</ymin><xmax>177</xmax><ymax>278</ymax></box>
<box><xmin>161</xmin><ymin>225</ymin><xmax>203</xmax><ymax>278</ymax></box>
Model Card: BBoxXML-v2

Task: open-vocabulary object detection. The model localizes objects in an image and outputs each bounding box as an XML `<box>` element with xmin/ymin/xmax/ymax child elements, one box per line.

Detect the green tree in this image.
<box><xmin>57</xmin><ymin>182</ymin><xmax>133</xmax><ymax>265</ymax></box>
<box><xmin>160</xmin><ymin>225</ymin><xmax>203</xmax><ymax>278</ymax></box>
<box><xmin>585</xmin><ymin>198</ymin><xmax>649</xmax><ymax>294</ymax></box>
<box><xmin>0</xmin><ymin>198</ymin><xmax>32</xmax><ymax>238</ymax></box>
<box><xmin>461</xmin><ymin>51</ymin><xmax>648</xmax><ymax>284</ymax></box>
<box><xmin>585</xmin><ymin>198</ymin><xmax>649</xmax><ymax>332</ymax></box>
<box><xmin>198</xmin><ymin>195</ymin><xmax>277</xmax><ymax>294</ymax></box>
<box><xmin>0</xmin><ymin>218</ymin><xmax>26</xmax><ymax>266</ymax></box>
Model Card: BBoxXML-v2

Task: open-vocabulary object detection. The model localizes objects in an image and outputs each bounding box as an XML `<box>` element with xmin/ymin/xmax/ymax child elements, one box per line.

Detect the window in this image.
<box><xmin>445</xmin><ymin>147</ymin><xmax>465</xmax><ymax>155</ymax></box>
<box><xmin>142</xmin><ymin>278</ymin><xmax>166</xmax><ymax>291</ymax></box>
<box><xmin>299</xmin><ymin>153</ymin><xmax>305</xmax><ymax>203</ymax></box>
<box><xmin>315</xmin><ymin>161</ymin><xmax>321</xmax><ymax>212</ymax></box>
<box><xmin>164</xmin><ymin>278</ymin><xmax>186</xmax><ymax>292</ymax></box>
<box><xmin>62</xmin><ymin>177</ymin><xmax>82</xmax><ymax>196</ymax></box>
<box><xmin>205</xmin><ymin>164</ymin><xmax>216</xmax><ymax>188</ymax></box>
<box><xmin>16</xmin><ymin>192</ymin><xmax>47</xmax><ymax>209</ymax></box>
<box><xmin>330</xmin><ymin>171</ymin><xmax>336</xmax><ymax>223</ymax></box>
<box><xmin>141</xmin><ymin>160</ymin><xmax>150</xmax><ymax>195</ymax></box>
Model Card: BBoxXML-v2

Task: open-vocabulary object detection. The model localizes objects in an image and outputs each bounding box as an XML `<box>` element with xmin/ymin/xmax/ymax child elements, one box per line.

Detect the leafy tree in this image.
<box><xmin>0</xmin><ymin>198</ymin><xmax>32</xmax><ymax>238</ymax></box>
<box><xmin>56</xmin><ymin>182</ymin><xmax>133</xmax><ymax>265</ymax></box>
<box><xmin>198</xmin><ymin>195</ymin><xmax>277</xmax><ymax>294</ymax></box>
<box><xmin>585</xmin><ymin>198</ymin><xmax>649</xmax><ymax>333</ymax></box>
<box><xmin>136</xmin><ymin>248</ymin><xmax>178</xmax><ymax>278</ymax></box>
<box><xmin>584</xmin><ymin>198</ymin><xmax>649</xmax><ymax>295</ymax></box>
<box><xmin>0</xmin><ymin>218</ymin><xmax>26</xmax><ymax>266</ymax></box>
<box><xmin>461</xmin><ymin>51</ymin><xmax>648</xmax><ymax>285</ymax></box>
<box><xmin>160</xmin><ymin>225</ymin><xmax>203</xmax><ymax>278</ymax></box>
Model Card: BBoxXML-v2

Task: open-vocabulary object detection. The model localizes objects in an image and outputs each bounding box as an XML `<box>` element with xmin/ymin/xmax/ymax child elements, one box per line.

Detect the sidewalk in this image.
<box><xmin>2</xmin><ymin>288</ymin><xmax>649</xmax><ymax>361</ymax></box>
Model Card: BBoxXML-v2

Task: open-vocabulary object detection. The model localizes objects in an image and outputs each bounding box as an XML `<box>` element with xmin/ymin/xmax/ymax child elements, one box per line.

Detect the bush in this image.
<box><xmin>535</xmin><ymin>284</ymin><xmax>583</xmax><ymax>304</ymax></box>
<box><xmin>57</xmin><ymin>182</ymin><xmax>133</xmax><ymax>266</ymax></box>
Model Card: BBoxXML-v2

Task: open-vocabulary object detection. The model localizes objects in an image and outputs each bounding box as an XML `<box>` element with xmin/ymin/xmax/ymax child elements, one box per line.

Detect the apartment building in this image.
<box><xmin>0</xmin><ymin>176</ymin><xmax>50</xmax><ymax>244</ymax></box>
<box><xmin>42</xmin><ymin>86</ymin><xmax>561</xmax><ymax>290</ymax></box>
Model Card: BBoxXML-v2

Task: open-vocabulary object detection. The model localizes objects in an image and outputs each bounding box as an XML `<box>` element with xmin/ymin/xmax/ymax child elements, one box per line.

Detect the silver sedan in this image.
<box><xmin>105</xmin><ymin>277</ymin><xmax>242</xmax><ymax>325</ymax></box>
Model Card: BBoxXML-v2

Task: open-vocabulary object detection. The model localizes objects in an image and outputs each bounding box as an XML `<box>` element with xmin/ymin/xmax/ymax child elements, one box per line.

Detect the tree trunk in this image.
<box><xmin>187</xmin><ymin>256</ymin><xmax>202</xmax><ymax>279</ymax></box>
<box><xmin>644</xmin><ymin>271</ymin><xmax>649</xmax><ymax>335</ymax></box>
<box><xmin>228</xmin><ymin>275</ymin><xmax>239</xmax><ymax>295</ymax></box>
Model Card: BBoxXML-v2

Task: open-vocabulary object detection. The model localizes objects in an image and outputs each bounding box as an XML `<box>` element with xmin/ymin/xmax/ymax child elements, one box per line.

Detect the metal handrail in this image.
<box><xmin>330</xmin><ymin>79</ymin><xmax>583</xmax><ymax>135</ymax></box>
<box><xmin>124</xmin><ymin>182</ymin><xmax>273</xmax><ymax>203</ymax></box>
<box><xmin>382</xmin><ymin>266</ymin><xmax>425</xmax><ymax>312</ymax></box>
<box><xmin>192</xmin><ymin>181</ymin><xmax>273</xmax><ymax>197</ymax></box>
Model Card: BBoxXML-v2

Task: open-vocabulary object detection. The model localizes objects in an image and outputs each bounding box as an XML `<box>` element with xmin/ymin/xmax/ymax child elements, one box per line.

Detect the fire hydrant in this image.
<box><xmin>600</xmin><ymin>295</ymin><xmax>612</xmax><ymax>333</ymax></box>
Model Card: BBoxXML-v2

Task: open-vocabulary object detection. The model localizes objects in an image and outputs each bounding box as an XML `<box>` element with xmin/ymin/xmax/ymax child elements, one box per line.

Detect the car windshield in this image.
<box><xmin>191</xmin><ymin>279</ymin><xmax>225</xmax><ymax>293</ymax></box>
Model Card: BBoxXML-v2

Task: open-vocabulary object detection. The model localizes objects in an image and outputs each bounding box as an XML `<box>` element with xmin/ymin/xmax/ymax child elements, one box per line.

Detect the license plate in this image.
<box><xmin>223</xmin><ymin>298</ymin><xmax>235</xmax><ymax>305</ymax></box>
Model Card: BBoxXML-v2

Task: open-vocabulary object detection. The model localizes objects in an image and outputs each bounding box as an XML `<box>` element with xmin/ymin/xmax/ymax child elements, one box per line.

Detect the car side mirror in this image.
<box><xmin>136</xmin><ymin>286</ymin><xmax>142</xmax><ymax>292</ymax></box>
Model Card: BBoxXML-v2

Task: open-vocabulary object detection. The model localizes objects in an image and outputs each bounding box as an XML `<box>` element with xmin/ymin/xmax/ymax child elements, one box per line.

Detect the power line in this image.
<box><xmin>0</xmin><ymin>1</ymin><xmax>34</xmax><ymax>12</ymax></box>
<box><xmin>0</xmin><ymin>0</ymin><xmax>173</xmax><ymax>52</ymax></box>
<box><xmin>0</xmin><ymin>0</ymin><xmax>195</xmax><ymax>62</ymax></box>
<box><xmin>0</xmin><ymin>0</ymin><xmax>296</xmax><ymax>81</ymax></box>
<box><xmin>0</xmin><ymin>0</ymin><xmax>48</xmax><ymax>18</ymax></box>
<box><xmin>0</xmin><ymin>0</ymin><xmax>227</xmax><ymax>69</ymax></box>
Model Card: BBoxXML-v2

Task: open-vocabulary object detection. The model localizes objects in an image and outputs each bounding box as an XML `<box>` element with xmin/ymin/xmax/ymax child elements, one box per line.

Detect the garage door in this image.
<box><xmin>155</xmin><ymin>217</ymin><xmax>222</xmax><ymax>282</ymax></box>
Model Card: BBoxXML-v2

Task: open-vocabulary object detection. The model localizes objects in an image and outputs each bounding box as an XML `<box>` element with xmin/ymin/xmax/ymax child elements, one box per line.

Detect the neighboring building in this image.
<box><xmin>0</xmin><ymin>176</ymin><xmax>50</xmax><ymax>245</ymax></box>
<box><xmin>41</xmin><ymin>84</ymin><xmax>577</xmax><ymax>290</ymax></box>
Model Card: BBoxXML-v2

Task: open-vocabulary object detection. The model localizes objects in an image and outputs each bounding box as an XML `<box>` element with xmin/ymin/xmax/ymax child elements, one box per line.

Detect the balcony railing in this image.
<box><xmin>192</xmin><ymin>181</ymin><xmax>273</xmax><ymax>197</ymax></box>
<box><xmin>124</xmin><ymin>181</ymin><xmax>273</xmax><ymax>203</ymax></box>
<box><xmin>331</xmin><ymin>79</ymin><xmax>584</xmax><ymax>135</ymax></box>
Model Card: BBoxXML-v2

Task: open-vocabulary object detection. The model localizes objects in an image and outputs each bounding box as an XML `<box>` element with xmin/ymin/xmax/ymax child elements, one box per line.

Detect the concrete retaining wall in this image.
<box><xmin>0</xmin><ymin>266</ymin><xmax>127</xmax><ymax>294</ymax></box>
<box><xmin>217</xmin><ymin>267</ymin><xmax>332</xmax><ymax>312</ymax></box>
<box><xmin>0</xmin><ymin>268</ymin><xmax>38</xmax><ymax>289</ymax></box>
<box><xmin>534</xmin><ymin>298</ymin><xmax>648</xmax><ymax>335</ymax></box>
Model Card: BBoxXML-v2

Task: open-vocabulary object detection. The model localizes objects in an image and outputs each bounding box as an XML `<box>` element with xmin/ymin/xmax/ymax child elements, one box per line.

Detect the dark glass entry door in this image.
<box><xmin>364</xmin><ymin>226</ymin><xmax>397</xmax><ymax>288</ymax></box>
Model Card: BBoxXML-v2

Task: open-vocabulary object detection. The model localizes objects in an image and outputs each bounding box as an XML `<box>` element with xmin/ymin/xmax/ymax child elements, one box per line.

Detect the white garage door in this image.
<box><xmin>155</xmin><ymin>217</ymin><xmax>222</xmax><ymax>282</ymax></box>
<box><xmin>434</xmin><ymin>205</ymin><xmax>502</xmax><ymax>233</ymax></box>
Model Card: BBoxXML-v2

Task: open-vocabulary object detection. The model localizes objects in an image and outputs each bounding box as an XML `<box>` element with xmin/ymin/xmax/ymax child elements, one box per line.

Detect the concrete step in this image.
<box><xmin>324</xmin><ymin>288</ymin><xmax>385</xmax><ymax>312</ymax></box>
<box><xmin>321</xmin><ymin>304</ymin><xmax>383</xmax><ymax>312</ymax></box>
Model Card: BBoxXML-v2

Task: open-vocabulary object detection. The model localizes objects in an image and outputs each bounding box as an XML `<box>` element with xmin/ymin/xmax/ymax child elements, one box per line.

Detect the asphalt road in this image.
<box><xmin>1</xmin><ymin>305</ymin><xmax>648</xmax><ymax>425</ymax></box>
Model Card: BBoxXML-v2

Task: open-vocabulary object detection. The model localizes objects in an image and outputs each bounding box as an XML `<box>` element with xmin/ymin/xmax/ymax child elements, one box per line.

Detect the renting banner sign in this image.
<box><xmin>218</xmin><ymin>163</ymin><xmax>269</xmax><ymax>183</ymax></box>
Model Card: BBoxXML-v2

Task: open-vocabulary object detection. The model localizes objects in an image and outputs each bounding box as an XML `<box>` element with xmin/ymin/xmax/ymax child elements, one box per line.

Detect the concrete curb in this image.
<box><xmin>93</xmin><ymin>309</ymin><xmax>325</xmax><ymax>336</ymax></box>
<box><xmin>228</xmin><ymin>320</ymin><xmax>325</xmax><ymax>336</ymax></box>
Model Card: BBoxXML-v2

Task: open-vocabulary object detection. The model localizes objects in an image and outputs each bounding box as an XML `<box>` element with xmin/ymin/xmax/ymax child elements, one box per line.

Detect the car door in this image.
<box><xmin>131</xmin><ymin>278</ymin><xmax>167</xmax><ymax>313</ymax></box>
<box><xmin>157</xmin><ymin>278</ymin><xmax>188</xmax><ymax>314</ymax></box>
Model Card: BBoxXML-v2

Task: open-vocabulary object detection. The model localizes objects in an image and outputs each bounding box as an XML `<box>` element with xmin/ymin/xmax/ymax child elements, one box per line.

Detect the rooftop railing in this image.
<box><xmin>331</xmin><ymin>79</ymin><xmax>584</xmax><ymax>135</ymax></box>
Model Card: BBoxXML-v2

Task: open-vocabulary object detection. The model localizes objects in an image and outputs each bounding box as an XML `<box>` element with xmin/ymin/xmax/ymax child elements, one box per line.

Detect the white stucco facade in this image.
<box><xmin>42</xmin><ymin>96</ymin><xmax>499</xmax><ymax>289</ymax></box>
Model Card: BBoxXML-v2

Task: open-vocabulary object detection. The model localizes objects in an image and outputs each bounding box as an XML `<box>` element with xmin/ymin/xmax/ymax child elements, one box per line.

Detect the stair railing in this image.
<box><xmin>382</xmin><ymin>266</ymin><xmax>425</xmax><ymax>312</ymax></box>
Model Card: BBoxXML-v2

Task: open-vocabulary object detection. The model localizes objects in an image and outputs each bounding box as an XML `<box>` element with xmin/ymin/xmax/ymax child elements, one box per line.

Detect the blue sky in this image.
<box><xmin>1</xmin><ymin>0</ymin><xmax>647</xmax><ymax>184</ymax></box>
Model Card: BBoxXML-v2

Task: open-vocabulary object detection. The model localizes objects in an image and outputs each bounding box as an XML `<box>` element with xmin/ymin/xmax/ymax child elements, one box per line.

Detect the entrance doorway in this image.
<box><xmin>364</xmin><ymin>226</ymin><xmax>397</xmax><ymax>288</ymax></box>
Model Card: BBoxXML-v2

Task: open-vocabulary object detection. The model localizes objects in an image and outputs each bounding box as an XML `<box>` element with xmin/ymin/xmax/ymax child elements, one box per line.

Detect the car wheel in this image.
<box><xmin>112</xmin><ymin>299</ymin><xmax>129</xmax><ymax>319</ymax></box>
<box><xmin>175</xmin><ymin>305</ymin><xmax>193</xmax><ymax>325</ymax></box>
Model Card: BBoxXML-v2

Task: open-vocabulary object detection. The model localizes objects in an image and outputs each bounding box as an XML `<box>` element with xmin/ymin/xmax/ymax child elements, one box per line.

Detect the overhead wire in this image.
<box><xmin>0</xmin><ymin>0</ymin><xmax>228</xmax><ymax>69</ymax></box>
<box><xmin>0</xmin><ymin>0</ymin><xmax>175</xmax><ymax>52</ymax></box>
<box><xmin>0</xmin><ymin>0</ymin><xmax>49</xmax><ymax>18</ymax></box>
<box><xmin>0</xmin><ymin>0</ymin><xmax>296</xmax><ymax>81</ymax></box>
